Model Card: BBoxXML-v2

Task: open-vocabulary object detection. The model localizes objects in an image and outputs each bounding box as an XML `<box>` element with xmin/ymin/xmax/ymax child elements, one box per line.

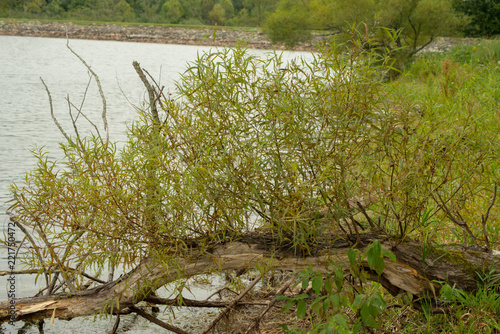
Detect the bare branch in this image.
<box><xmin>110</xmin><ymin>314</ymin><xmax>120</xmax><ymax>334</ymax></box>
<box><xmin>67</xmin><ymin>98</ymin><xmax>102</xmax><ymax>138</ymax></box>
<box><xmin>133</xmin><ymin>61</ymin><xmax>160</xmax><ymax>125</ymax></box>
<box><xmin>356</xmin><ymin>201</ymin><xmax>375</xmax><ymax>229</ymax></box>
<box><xmin>431</xmin><ymin>193</ymin><xmax>476</xmax><ymax>244</ymax></box>
<box><xmin>7</xmin><ymin>212</ymin><xmax>50</xmax><ymax>287</ymax></box>
<box><xmin>67</xmin><ymin>96</ymin><xmax>81</xmax><ymax>140</ymax></box>
<box><xmin>40</xmin><ymin>78</ymin><xmax>74</xmax><ymax>146</ymax></box>
<box><xmin>0</xmin><ymin>269</ymin><xmax>41</xmax><ymax>276</ymax></box>
<box><xmin>29</xmin><ymin>216</ymin><xmax>78</xmax><ymax>294</ymax></box>
<box><xmin>145</xmin><ymin>295</ymin><xmax>269</xmax><ymax>308</ymax></box>
<box><xmin>129</xmin><ymin>306</ymin><xmax>192</xmax><ymax>334</ymax></box>
<box><xmin>481</xmin><ymin>182</ymin><xmax>497</xmax><ymax>250</ymax></box>
<box><xmin>66</xmin><ymin>41</ymin><xmax>109</xmax><ymax>142</ymax></box>
<box><xmin>204</xmin><ymin>285</ymin><xmax>238</xmax><ymax>302</ymax></box>
<box><xmin>201</xmin><ymin>274</ymin><xmax>262</xmax><ymax>334</ymax></box>
<box><xmin>244</xmin><ymin>277</ymin><xmax>294</xmax><ymax>334</ymax></box>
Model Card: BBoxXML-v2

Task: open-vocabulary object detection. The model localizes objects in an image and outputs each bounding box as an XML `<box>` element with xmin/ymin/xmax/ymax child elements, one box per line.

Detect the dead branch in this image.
<box><xmin>0</xmin><ymin>269</ymin><xmax>40</xmax><ymax>276</ymax></box>
<box><xmin>66</xmin><ymin>78</ymin><xmax>103</xmax><ymax>140</ymax></box>
<box><xmin>201</xmin><ymin>274</ymin><xmax>262</xmax><ymax>334</ymax></box>
<box><xmin>431</xmin><ymin>192</ymin><xmax>477</xmax><ymax>244</ymax></box>
<box><xmin>130</xmin><ymin>306</ymin><xmax>192</xmax><ymax>334</ymax></box>
<box><xmin>110</xmin><ymin>314</ymin><xmax>120</xmax><ymax>334</ymax></box>
<box><xmin>133</xmin><ymin>61</ymin><xmax>160</xmax><ymax>125</ymax></box>
<box><xmin>204</xmin><ymin>285</ymin><xmax>238</xmax><ymax>301</ymax></box>
<box><xmin>144</xmin><ymin>295</ymin><xmax>269</xmax><ymax>308</ymax></box>
<box><xmin>244</xmin><ymin>277</ymin><xmax>295</xmax><ymax>334</ymax></box>
<box><xmin>66</xmin><ymin>41</ymin><xmax>109</xmax><ymax>142</ymax></box>
<box><xmin>1</xmin><ymin>232</ymin><xmax>498</xmax><ymax>326</ymax></box>
<box><xmin>40</xmin><ymin>78</ymin><xmax>74</xmax><ymax>145</ymax></box>
<box><xmin>481</xmin><ymin>182</ymin><xmax>497</xmax><ymax>251</ymax></box>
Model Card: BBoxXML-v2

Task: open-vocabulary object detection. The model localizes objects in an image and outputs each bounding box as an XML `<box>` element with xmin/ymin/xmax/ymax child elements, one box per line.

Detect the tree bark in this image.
<box><xmin>1</xmin><ymin>232</ymin><xmax>498</xmax><ymax>324</ymax></box>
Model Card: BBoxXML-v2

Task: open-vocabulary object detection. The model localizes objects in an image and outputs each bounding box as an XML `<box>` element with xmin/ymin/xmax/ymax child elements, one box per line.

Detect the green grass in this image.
<box><xmin>378</xmin><ymin>40</ymin><xmax>500</xmax><ymax>333</ymax></box>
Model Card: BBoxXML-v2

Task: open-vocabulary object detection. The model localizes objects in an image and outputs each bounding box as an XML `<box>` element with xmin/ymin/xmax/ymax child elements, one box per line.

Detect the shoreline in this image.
<box><xmin>0</xmin><ymin>20</ymin><xmax>321</xmax><ymax>51</ymax></box>
<box><xmin>0</xmin><ymin>20</ymin><xmax>478</xmax><ymax>55</ymax></box>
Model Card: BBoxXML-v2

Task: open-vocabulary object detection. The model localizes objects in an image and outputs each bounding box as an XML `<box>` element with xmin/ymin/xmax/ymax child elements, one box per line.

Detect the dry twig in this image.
<box><xmin>201</xmin><ymin>274</ymin><xmax>262</xmax><ymax>334</ymax></box>
<box><xmin>244</xmin><ymin>277</ymin><xmax>295</xmax><ymax>334</ymax></box>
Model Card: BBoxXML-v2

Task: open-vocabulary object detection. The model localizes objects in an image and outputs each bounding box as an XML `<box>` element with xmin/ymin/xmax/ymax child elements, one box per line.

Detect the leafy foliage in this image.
<box><xmin>0</xmin><ymin>0</ymin><xmax>280</xmax><ymax>26</ymax></box>
<box><xmin>453</xmin><ymin>0</ymin><xmax>500</xmax><ymax>37</ymax></box>
<box><xmin>4</xmin><ymin>35</ymin><xmax>500</xmax><ymax>332</ymax></box>
<box><xmin>278</xmin><ymin>243</ymin><xmax>395</xmax><ymax>333</ymax></box>
<box><xmin>264</xmin><ymin>0</ymin><xmax>466</xmax><ymax>61</ymax></box>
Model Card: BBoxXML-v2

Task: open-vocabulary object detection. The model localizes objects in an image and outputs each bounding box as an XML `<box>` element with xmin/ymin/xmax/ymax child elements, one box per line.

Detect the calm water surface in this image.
<box><xmin>0</xmin><ymin>35</ymin><xmax>311</xmax><ymax>333</ymax></box>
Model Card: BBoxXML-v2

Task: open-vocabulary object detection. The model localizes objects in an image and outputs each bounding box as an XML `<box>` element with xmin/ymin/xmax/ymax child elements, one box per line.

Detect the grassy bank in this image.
<box><xmin>364</xmin><ymin>41</ymin><xmax>500</xmax><ymax>333</ymax></box>
<box><xmin>276</xmin><ymin>40</ymin><xmax>500</xmax><ymax>334</ymax></box>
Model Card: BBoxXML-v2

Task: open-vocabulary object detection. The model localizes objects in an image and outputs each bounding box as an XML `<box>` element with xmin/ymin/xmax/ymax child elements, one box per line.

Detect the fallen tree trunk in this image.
<box><xmin>1</xmin><ymin>232</ymin><xmax>498</xmax><ymax>325</ymax></box>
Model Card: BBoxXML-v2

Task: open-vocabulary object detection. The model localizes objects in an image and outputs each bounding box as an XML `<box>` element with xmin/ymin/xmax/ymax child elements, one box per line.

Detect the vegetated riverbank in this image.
<box><xmin>0</xmin><ymin>19</ymin><xmax>479</xmax><ymax>53</ymax></box>
<box><xmin>0</xmin><ymin>20</ymin><xmax>326</xmax><ymax>51</ymax></box>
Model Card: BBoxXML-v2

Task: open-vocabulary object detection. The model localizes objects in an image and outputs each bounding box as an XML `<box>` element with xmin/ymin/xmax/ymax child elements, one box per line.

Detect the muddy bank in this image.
<box><xmin>0</xmin><ymin>20</ymin><xmax>322</xmax><ymax>51</ymax></box>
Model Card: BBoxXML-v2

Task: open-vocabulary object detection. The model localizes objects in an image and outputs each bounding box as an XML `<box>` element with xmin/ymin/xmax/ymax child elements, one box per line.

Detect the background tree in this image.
<box><xmin>175</xmin><ymin>0</ymin><xmax>202</xmax><ymax>24</ymax></box>
<box><xmin>135</xmin><ymin>0</ymin><xmax>162</xmax><ymax>22</ymax></box>
<box><xmin>24</xmin><ymin>0</ymin><xmax>46</xmax><ymax>14</ymax></box>
<box><xmin>200</xmin><ymin>0</ymin><xmax>213</xmax><ymax>21</ymax></box>
<box><xmin>377</xmin><ymin>0</ymin><xmax>465</xmax><ymax>55</ymax></box>
<box><xmin>453</xmin><ymin>0</ymin><xmax>500</xmax><ymax>37</ymax></box>
<box><xmin>99</xmin><ymin>0</ymin><xmax>133</xmax><ymax>21</ymax></box>
<box><xmin>207</xmin><ymin>2</ymin><xmax>225</xmax><ymax>24</ymax></box>
<box><xmin>263</xmin><ymin>0</ymin><xmax>313</xmax><ymax>47</ymax></box>
<box><xmin>161</xmin><ymin>0</ymin><xmax>184</xmax><ymax>23</ymax></box>
<box><xmin>264</xmin><ymin>0</ymin><xmax>466</xmax><ymax>56</ymax></box>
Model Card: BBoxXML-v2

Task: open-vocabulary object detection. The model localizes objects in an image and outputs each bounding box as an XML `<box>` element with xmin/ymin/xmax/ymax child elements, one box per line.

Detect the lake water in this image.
<box><xmin>0</xmin><ymin>35</ymin><xmax>311</xmax><ymax>333</ymax></box>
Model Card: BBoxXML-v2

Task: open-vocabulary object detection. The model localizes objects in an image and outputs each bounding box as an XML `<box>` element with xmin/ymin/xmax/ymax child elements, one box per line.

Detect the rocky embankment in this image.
<box><xmin>0</xmin><ymin>20</ymin><xmax>322</xmax><ymax>51</ymax></box>
<box><xmin>0</xmin><ymin>20</ymin><xmax>476</xmax><ymax>53</ymax></box>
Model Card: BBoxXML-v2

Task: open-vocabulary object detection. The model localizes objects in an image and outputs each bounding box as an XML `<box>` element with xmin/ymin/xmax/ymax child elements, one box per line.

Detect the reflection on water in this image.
<box><xmin>0</xmin><ymin>35</ymin><xmax>311</xmax><ymax>333</ymax></box>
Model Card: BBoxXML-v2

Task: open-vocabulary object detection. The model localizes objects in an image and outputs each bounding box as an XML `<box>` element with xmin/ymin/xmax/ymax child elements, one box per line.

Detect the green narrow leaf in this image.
<box><xmin>330</xmin><ymin>294</ymin><xmax>341</xmax><ymax>307</ymax></box>
<box><xmin>382</xmin><ymin>248</ymin><xmax>397</xmax><ymax>262</ymax></box>
<box><xmin>348</xmin><ymin>248</ymin><xmax>358</xmax><ymax>266</ymax></box>
<box><xmin>324</xmin><ymin>278</ymin><xmax>332</xmax><ymax>294</ymax></box>
<box><xmin>331</xmin><ymin>314</ymin><xmax>349</xmax><ymax>329</ymax></box>
<box><xmin>323</xmin><ymin>297</ymin><xmax>330</xmax><ymax>315</ymax></box>
<box><xmin>282</xmin><ymin>300</ymin><xmax>295</xmax><ymax>313</ymax></box>
<box><xmin>352</xmin><ymin>293</ymin><xmax>366</xmax><ymax>309</ymax></box>
<box><xmin>367</xmin><ymin>241</ymin><xmax>385</xmax><ymax>275</ymax></box>
<box><xmin>312</xmin><ymin>275</ymin><xmax>323</xmax><ymax>296</ymax></box>
<box><xmin>296</xmin><ymin>299</ymin><xmax>307</xmax><ymax>318</ymax></box>
<box><xmin>302</xmin><ymin>276</ymin><xmax>310</xmax><ymax>290</ymax></box>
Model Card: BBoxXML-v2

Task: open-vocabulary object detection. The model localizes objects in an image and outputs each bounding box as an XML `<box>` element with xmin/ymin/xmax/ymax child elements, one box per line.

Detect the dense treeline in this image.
<box><xmin>1</xmin><ymin>0</ymin><xmax>499</xmax><ymax>40</ymax></box>
<box><xmin>0</xmin><ymin>0</ymin><xmax>279</xmax><ymax>26</ymax></box>
<box><xmin>453</xmin><ymin>0</ymin><xmax>500</xmax><ymax>37</ymax></box>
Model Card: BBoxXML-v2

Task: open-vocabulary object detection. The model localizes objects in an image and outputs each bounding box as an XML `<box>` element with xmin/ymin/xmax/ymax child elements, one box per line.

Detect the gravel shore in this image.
<box><xmin>0</xmin><ymin>20</ymin><xmax>321</xmax><ymax>51</ymax></box>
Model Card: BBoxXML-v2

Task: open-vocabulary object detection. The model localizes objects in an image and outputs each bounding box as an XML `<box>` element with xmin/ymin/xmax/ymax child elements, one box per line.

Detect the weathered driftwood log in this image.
<box><xmin>1</xmin><ymin>232</ymin><xmax>498</xmax><ymax>325</ymax></box>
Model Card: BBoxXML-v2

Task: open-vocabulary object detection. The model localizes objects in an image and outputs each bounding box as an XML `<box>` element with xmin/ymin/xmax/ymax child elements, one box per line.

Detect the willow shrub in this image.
<box><xmin>390</xmin><ymin>49</ymin><xmax>500</xmax><ymax>245</ymax></box>
<box><xmin>8</xmin><ymin>42</ymin><xmax>500</xmax><ymax>285</ymax></box>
